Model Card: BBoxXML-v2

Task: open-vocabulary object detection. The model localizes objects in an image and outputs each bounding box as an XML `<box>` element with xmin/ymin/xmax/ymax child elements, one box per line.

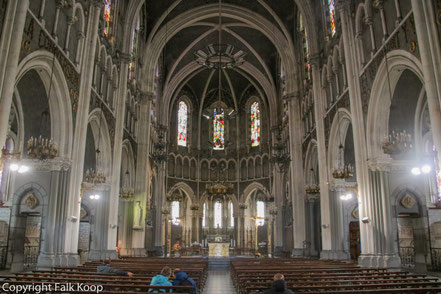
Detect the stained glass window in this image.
<box><xmin>251</xmin><ymin>102</ymin><xmax>261</xmax><ymax>147</ymax></box>
<box><xmin>328</xmin><ymin>0</ymin><xmax>336</xmax><ymax>36</ymax></box>
<box><xmin>214</xmin><ymin>201</ymin><xmax>222</xmax><ymax>228</ymax></box>
<box><xmin>177</xmin><ymin>101</ymin><xmax>188</xmax><ymax>146</ymax></box>
<box><xmin>171</xmin><ymin>201</ymin><xmax>180</xmax><ymax>225</ymax></box>
<box><xmin>213</xmin><ymin>109</ymin><xmax>225</xmax><ymax>150</ymax></box>
<box><xmin>229</xmin><ymin>202</ymin><xmax>234</xmax><ymax>227</ymax></box>
<box><xmin>104</xmin><ymin>0</ymin><xmax>112</xmax><ymax>37</ymax></box>
<box><xmin>257</xmin><ymin>201</ymin><xmax>265</xmax><ymax>226</ymax></box>
<box><xmin>202</xmin><ymin>202</ymin><xmax>207</xmax><ymax>227</ymax></box>
<box><xmin>129</xmin><ymin>17</ymin><xmax>139</xmax><ymax>80</ymax></box>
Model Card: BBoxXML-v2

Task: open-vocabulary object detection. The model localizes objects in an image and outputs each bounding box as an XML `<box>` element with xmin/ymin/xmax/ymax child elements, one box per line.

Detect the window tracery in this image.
<box><xmin>251</xmin><ymin>102</ymin><xmax>261</xmax><ymax>147</ymax></box>
<box><xmin>177</xmin><ymin>101</ymin><xmax>188</xmax><ymax>147</ymax></box>
<box><xmin>214</xmin><ymin>201</ymin><xmax>222</xmax><ymax>228</ymax></box>
<box><xmin>213</xmin><ymin>109</ymin><xmax>225</xmax><ymax>150</ymax></box>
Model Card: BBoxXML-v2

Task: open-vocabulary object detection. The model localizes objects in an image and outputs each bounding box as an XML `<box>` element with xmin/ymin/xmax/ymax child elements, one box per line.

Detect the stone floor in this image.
<box><xmin>204</xmin><ymin>269</ymin><xmax>236</xmax><ymax>294</ymax></box>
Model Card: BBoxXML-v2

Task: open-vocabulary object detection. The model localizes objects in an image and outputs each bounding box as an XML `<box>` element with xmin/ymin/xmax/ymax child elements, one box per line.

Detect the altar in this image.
<box><xmin>208</xmin><ymin>243</ymin><xmax>229</xmax><ymax>257</ymax></box>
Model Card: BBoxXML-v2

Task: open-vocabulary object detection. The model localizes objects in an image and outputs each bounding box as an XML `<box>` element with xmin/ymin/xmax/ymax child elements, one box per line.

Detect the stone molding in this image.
<box><xmin>21</xmin><ymin>157</ymin><xmax>72</xmax><ymax>171</ymax></box>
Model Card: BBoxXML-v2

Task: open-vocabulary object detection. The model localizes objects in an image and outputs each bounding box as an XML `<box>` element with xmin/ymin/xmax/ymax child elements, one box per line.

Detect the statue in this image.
<box><xmin>134</xmin><ymin>201</ymin><xmax>143</xmax><ymax>228</ymax></box>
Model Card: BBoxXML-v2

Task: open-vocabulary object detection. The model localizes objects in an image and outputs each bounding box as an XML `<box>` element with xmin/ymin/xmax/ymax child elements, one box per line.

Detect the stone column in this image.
<box><xmin>133</xmin><ymin>93</ymin><xmax>153</xmax><ymax>253</ymax></box>
<box><xmin>310</xmin><ymin>56</ymin><xmax>334</xmax><ymax>257</ymax></box>
<box><xmin>154</xmin><ymin>164</ymin><xmax>166</xmax><ymax>256</ymax></box>
<box><xmin>270</xmin><ymin>142</ymin><xmax>284</xmax><ymax>256</ymax></box>
<box><xmin>37</xmin><ymin>164</ymin><xmax>71</xmax><ymax>268</ymax></box>
<box><xmin>411</xmin><ymin>0</ymin><xmax>441</xmax><ymax>166</ymax></box>
<box><xmin>63</xmin><ymin>2</ymin><xmax>102</xmax><ymax>266</ymax></box>
<box><xmin>0</xmin><ymin>0</ymin><xmax>30</xmax><ymax>147</ymax></box>
<box><xmin>239</xmin><ymin>204</ymin><xmax>246</xmax><ymax>249</ymax></box>
<box><xmin>285</xmin><ymin>93</ymin><xmax>307</xmax><ymax>256</ymax></box>
<box><xmin>106</xmin><ymin>53</ymin><xmax>130</xmax><ymax>254</ymax></box>
<box><xmin>338</xmin><ymin>0</ymin><xmax>400</xmax><ymax>267</ymax></box>
<box><xmin>88</xmin><ymin>185</ymin><xmax>113</xmax><ymax>260</ymax></box>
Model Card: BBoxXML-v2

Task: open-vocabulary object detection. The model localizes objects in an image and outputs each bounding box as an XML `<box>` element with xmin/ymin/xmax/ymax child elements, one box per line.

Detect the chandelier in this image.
<box><xmin>205</xmin><ymin>182</ymin><xmax>234</xmax><ymax>195</ymax></box>
<box><xmin>197</xmin><ymin>0</ymin><xmax>243</xmax><ymax>121</ymax></box>
<box><xmin>27</xmin><ymin>136</ymin><xmax>58</xmax><ymax>160</ymax></box>
<box><xmin>306</xmin><ymin>168</ymin><xmax>320</xmax><ymax>194</ymax></box>
<box><xmin>382</xmin><ymin>129</ymin><xmax>412</xmax><ymax>155</ymax></box>
<box><xmin>119</xmin><ymin>187</ymin><xmax>134</xmax><ymax>200</ymax></box>
<box><xmin>195</xmin><ymin>44</ymin><xmax>246</xmax><ymax>69</ymax></box>
<box><xmin>84</xmin><ymin>168</ymin><xmax>106</xmax><ymax>184</ymax></box>
<box><xmin>332</xmin><ymin>144</ymin><xmax>354</xmax><ymax>179</ymax></box>
<box><xmin>119</xmin><ymin>170</ymin><xmax>134</xmax><ymax>201</ymax></box>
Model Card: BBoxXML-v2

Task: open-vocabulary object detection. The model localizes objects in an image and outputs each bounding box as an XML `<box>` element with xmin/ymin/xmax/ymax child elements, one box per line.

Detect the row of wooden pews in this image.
<box><xmin>0</xmin><ymin>257</ymin><xmax>207</xmax><ymax>293</ymax></box>
<box><xmin>230</xmin><ymin>258</ymin><xmax>441</xmax><ymax>293</ymax></box>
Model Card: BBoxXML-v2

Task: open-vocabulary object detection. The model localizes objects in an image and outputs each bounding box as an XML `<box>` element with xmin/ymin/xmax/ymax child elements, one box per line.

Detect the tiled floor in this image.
<box><xmin>204</xmin><ymin>269</ymin><xmax>236</xmax><ymax>294</ymax></box>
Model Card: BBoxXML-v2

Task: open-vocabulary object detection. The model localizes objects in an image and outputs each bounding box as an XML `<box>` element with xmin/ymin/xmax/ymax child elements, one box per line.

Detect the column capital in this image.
<box><xmin>309</xmin><ymin>53</ymin><xmax>321</xmax><ymax>67</ymax></box>
<box><xmin>117</xmin><ymin>51</ymin><xmax>131</xmax><ymax>64</ymax></box>
<box><xmin>91</xmin><ymin>0</ymin><xmax>105</xmax><ymax>8</ymax></box>
<box><xmin>283</xmin><ymin>92</ymin><xmax>300</xmax><ymax>101</ymax></box>
<box><xmin>335</xmin><ymin>0</ymin><xmax>351</xmax><ymax>11</ymax></box>
<box><xmin>138</xmin><ymin>91</ymin><xmax>155</xmax><ymax>102</ymax></box>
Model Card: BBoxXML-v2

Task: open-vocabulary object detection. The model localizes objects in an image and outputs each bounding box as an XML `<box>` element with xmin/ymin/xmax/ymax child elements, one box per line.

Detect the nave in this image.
<box><xmin>2</xmin><ymin>257</ymin><xmax>441</xmax><ymax>293</ymax></box>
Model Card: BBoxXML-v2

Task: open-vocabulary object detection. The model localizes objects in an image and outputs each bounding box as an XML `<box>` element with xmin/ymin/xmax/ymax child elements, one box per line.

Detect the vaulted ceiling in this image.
<box><xmin>140</xmin><ymin>0</ymin><xmax>320</xmax><ymax>117</ymax></box>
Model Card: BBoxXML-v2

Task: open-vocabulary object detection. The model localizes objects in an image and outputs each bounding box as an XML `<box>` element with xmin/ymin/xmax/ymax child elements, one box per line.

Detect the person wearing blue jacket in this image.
<box><xmin>172</xmin><ymin>270</ymin><xmax>198</xmax><ymax>294</ymax></box>
<box><xmin>149</xmin><ymin>266</ymin><xmax>173</xmax><ymax>293</ymax></box>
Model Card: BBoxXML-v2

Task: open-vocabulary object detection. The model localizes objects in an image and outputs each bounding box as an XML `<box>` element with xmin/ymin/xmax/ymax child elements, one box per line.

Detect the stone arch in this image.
<box><xmin>304</xmin><ymin>139</ymin><xmax>319</xmax><ymax>185</ymax></box>
<box><xmin>121</xmin><ymin>140</ymin><xmax>135</xmax><ymax>188</ymax></box>
<box><xmin>242</xmin><ymin>182</ymin><xmax>270</xmax><ymax>203</ymax></box>
<box><xmin>15</xmin><ymin>50</ymin><xmax>73</xmax><ymax>158</ymax></box>
<box><xmin>366</xmin><ymin>50</ymin><xmax>424</xmax><ymax>159</ymax></box>
<box><xmin>88</xmin><ymin>108</ymin><xmax>112</xmax><ymax>177</ymax></box>
<box><xmin>327</xmin><ymin>108</ymin><xmax>352</xmax><ymax>176</ymax></box>
<box><xmin>167</xmin><ymin>182</ymin><xmax>196</xmax><ymax>205</ymax></box>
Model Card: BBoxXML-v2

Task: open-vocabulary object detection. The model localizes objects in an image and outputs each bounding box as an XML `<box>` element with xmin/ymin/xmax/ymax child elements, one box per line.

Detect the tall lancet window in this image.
<box><xmin>251</xmin><ymin>102</ymin><xmax>261</xmax><ymax>147</ymax></box>
<box><xmin>213</xmin><ymin>109</ymin><xmax>225</xmax><ymax>150</ymax></box>
<box><xmin>129</xmin><ymin>17</ymin><xmax>140</xmax><ymax>80</ymax></box>
<box><xmin>214</xmin><ymin>201</ymin><xmax>222</xmax><ymax>228</ymax></box>
<box><xmin>104</xmin><ymin>0</ymin><xmax>112</xmax><ymax>37</ymax></box>
<box><xmin>202</xmin><ymin>202</ymin><xmax>207</xmax><ymax>227</ymax></box>
<box><xmin>256</xmin><ymin>201</ymin><xmax>265</xmax><ymax>226</ymax></box>
<box><xmin>229</xmin><ymin>202</ymin><xmax>234</xmax><ymax>227</ymax></box>
<box><xmin>177</xmin><ymin>101</ymin><xmax>188</xmax><ymax>146</ymax></box>
<box><xmin>171</xmin><ymin>201</ymin><xmax>180</xmax><ymax>225</ymax></box>
<box><xmin>328</xmin><ymin>0</ymin><xmax>336</xmax><ymax>36</ymax></box>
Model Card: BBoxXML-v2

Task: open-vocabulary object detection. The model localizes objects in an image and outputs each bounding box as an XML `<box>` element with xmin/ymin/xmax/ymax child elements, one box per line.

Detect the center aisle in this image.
<box><xmin>204</xmin><ymin>269</ymin><xmax>236</xmax><ymax>294</ymax></box>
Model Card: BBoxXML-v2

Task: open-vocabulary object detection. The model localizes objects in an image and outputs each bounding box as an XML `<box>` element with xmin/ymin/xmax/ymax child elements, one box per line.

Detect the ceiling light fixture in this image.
<box><xmin>196</xmin><ymin>0</ymin><xmax>244</xmax><ymax>121</ymax></box>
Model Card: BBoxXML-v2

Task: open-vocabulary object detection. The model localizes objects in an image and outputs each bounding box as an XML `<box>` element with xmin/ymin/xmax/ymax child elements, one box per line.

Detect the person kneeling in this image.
<box><xmin>172</xmin><ymin>270</ymin><xmax>198</xmax><ymax>294</ymax></box>
<box><xmin>263</xmin><ymin>273</ymin><xmax>293</xmax><ymax>294</ymax></box>
<box><xmin>149</xmin><ymin>266</ymin><xmax>173</xmax><ymax>293</ymax></box>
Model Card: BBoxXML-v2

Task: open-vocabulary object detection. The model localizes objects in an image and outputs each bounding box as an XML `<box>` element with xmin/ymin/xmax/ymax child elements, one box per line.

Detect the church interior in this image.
<box><xmin>1</xmin><ymin>0</ymin><xmax>441</xmax><ymax>293</ymax></box>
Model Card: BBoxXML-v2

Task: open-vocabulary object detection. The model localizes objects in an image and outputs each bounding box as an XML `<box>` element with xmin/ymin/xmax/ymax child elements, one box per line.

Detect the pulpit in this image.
<box><xmin>208</xmin><ymin>242</ymin><xmax>229</xmax><ymax>257</ymax></box>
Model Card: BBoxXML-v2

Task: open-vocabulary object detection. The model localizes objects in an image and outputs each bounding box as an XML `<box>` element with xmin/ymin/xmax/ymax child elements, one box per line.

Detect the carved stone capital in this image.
<box><xmin>21</xmin><ymin>157</ymin><xmax>72</xmax><ymax>172</ymax></box>
<box><xmin>335</xmin><ymin>0</ymin><xmax>351</xmax><ymax>11</ymax></box>
<box><xmin>309</xmin><ymin>53</ymin><xmax>321</xmax><ymax>67</ymax></box>
<box><xmin>367</xmin><ymin>156</ymin><xmax>392</xmax><ymax>172</ymax></box>
<box><xmin>117</xmin><ymin>51</ymin><xmax>131</xmax><ymax>64</ymax></box>
<box><xmin>139</xmin><ymin>91</ymin><xmax>155</xmax><ymax>103</ymax></box>
<box><xmin>283</xmin><ymin>92</ymin><xmax>300</xmax><ymax>101</ymax></box>
<box><xmin>328</xmin><ymin>179</ymin><xmax>357</xmax><ymax>191</ymax></box>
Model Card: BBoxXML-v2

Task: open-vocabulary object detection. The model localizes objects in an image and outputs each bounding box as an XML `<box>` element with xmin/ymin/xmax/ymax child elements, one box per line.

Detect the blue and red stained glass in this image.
<box><xmin>177</xmin><ymin>101</ymin><xmax>188</xmax><ymax>146</ymax></box>
<box><xmin>213</xmin><ymin>109</ymin><xmax>225</xmax><ymax>150</ymax></box>
<box><xmin>104</xmin><ymin>0</ymin><xmax>111</xmax><ymax>37</ymax></box>
<box><xmin>329</xmin><ymin>0</ymin><xmax>336</xmax><ymax>36</ymax></box>
<box><xmin>251</xmin><ymin>102</ymin><xmax>260</xmax><ymax>147</ymax></box>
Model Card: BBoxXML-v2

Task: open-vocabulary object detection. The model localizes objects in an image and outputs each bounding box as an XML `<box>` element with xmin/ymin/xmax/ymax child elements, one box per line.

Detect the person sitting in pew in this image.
<box><xmin>149</xmin><ymin>266</ymin><xmax>173</xmax><ymax>293</ymax></box>
<box><xmin>171</xmin><ymin>268</ymin><xmax>198</xmax><ymax>294</ymax></box>
<box><xmin>97</xmin><ymin>257</ymin><xmax>134</xmax><ymax>277</ymax></box>
<box><xmin>263</xmin><ymin>273</ymin><xmax>293</xmax><ymax>294</ymax></box>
